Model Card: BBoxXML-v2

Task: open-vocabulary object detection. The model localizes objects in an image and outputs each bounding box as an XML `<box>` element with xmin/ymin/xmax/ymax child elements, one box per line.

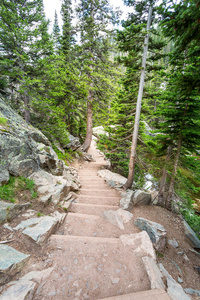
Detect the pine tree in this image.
<box><xmin>0</xmin><ymin>0</ymin><xmax>52</xmax><ymax>121</ymax></box>
<box><xmin>156</xmin><ymin>0</ymin><xmax>200</xmax><ymax>208</ymax></box>
<box><xmin>61</xmin><ymin>0</ymin><xmax>75</xmax><ymax>59</ymax></box>
<box><xmin>76</xmin><ymin>0</ymin><xmax>119</xmax><ymax>151</ymax></box>
<box><xmin>53</xmin><ymin>10</ymin><xmax>61</xmax><ymax>52</ymax></box>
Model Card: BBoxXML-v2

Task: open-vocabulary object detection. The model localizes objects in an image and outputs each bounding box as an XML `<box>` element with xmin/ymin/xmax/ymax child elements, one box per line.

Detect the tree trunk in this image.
<box><xmin>158</xmin><ymin>145</ymin><xmax>172</xmax><ymax>206</ymax></box>
<box><xmin>165</xmin><ymin>137</ymin><xmax>182</xmax><ymax>209</ymax></box>
<box><xmin>82</xmin><ymin>88</ymin><xmax>93</xmax><ymax>152</ymax></box>
<box><xmin>123</xmin><ymin>5</ymin><xmax>153</xmax><ymax>190</ymax></box>
<box><xmin>24</xmin><ymin>92</ymin><xmax>30</xmax><ymax>123</ymax></box>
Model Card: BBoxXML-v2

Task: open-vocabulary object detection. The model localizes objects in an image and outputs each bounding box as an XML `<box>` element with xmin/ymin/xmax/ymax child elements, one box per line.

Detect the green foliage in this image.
<box><xmin>180</xmin><ymin>208</ymin><xmax>200</xmax><ymax>240</ymax></box>
<box><xmin>0</xmin><ymin>176</ymin><xmax>37</xmax><ymax>203</ymax></box>
<box><xmin>0</xmin><ymin>117</ymin><xmax>7</xmax><ymax>125</ymax></box>
<box><xmin>52</xmin><ymin>145</ymin><xmax>74</xmax><ymax>164</ymax></box>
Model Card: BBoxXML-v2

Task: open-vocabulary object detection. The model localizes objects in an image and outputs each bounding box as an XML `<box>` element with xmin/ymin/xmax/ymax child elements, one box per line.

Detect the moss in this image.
<box><xmin>0</xmin><ymin>117</ymin><xmax>7</xmax><ymax>125</ymax></box>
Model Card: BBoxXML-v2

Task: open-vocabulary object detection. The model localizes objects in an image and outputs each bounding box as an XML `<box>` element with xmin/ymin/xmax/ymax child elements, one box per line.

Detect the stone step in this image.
<box><xmin>38</xmin><ymin>234</ymin><xmax>153</xmax><ymax>299</ymax></box>
<box><xmin>60</xmin><ymin>212</ymin><xmax>137</xmax><ymax>238</ymax></box>
<box><xmin>70</xmin><ymin>203</ymin><xmax>119</xmax><ymax>216</ymax></box>
<box><xmin>79</xmin><ymin>189</ymin><xmax>119</xmax><ymax>197</ymax></box>
<box><xmin>78</xmin><ymin>195</ymin><xmax>119</xmax><ymax>205</ymax></box>
<box><xmin>99</xmin><ymin>288</ymin><xmax>170</xmax><ymax>300</ymax></box>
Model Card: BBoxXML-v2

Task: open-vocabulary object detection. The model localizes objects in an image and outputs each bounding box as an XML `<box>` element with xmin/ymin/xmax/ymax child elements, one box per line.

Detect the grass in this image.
<box><xmin>0</xmin><ymin>117</ymin><xmax>7</xmax><ymax>125</ymax></box>
<box><xmin>0</xmin><ymin>176</ymin><xmax>37</xmax><ymax>203</ymax></box>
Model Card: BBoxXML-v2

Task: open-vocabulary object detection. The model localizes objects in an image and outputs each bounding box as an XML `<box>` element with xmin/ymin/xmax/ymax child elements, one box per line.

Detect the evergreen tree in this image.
<box><xmin>0</xmin><ymin>0</ymin><xmax>52</xmax><ymax>121</ymax></box>
<box><xmin>156</xmin><ymin>0</ymin><xmax>200</xmax><ymax>208</ymax></box>
<box><xmin>53</xmin><ymin>10</ymin><xmax>61</xmax><ymax>52</ymax></box>
<box><xmin>76</xmin><ymin>0</ymin><xmax>119</xmax><ymax>151</ymax></box>
<box><xmin>61</xmin><ymin>0</ymin><xmax>75</xmax><ymax>59</ymax></box>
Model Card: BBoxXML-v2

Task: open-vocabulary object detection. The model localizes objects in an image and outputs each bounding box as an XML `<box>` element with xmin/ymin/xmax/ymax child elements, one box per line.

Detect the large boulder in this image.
<box><xmin>97</xmin><ymin>169</ymin><xmax>127</xmax><ymax>186</ymax></box>
<box><xmin>0</xmin><ymin>245</ymin><xmax>30</xmax><ymax>286</ymax></box>
<box><xmin>183</xmin><ymin>220</ymin><xmax>200</xmax><ymax>249</ymax></box>
<box><xmin>0</xmin><ymin>97</ymin><xmax>51</xmax><ymax>179</ymax></box>
<box><xmin>135</xmin><ymin>217</ymin><xmax>167</xmax><ymax>251</ymax></box>
<box><xmin>64</xmin><ymin>134</ymin><xmax>81</xmax><ymax>150</ymax></box>
<box><xmin>120</xmin><ymin>189</ymin><xmax>152</xmax><ymax>211</ymax></box>
<box><xmin>0</xmin><ymin>201</ymin><xmax>30</xmax><ymax>223</ymax></box>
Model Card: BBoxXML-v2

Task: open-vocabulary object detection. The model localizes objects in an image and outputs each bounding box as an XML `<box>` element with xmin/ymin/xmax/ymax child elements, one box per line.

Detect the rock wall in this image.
<box><xmin>0</xmin><ymin>97</ymin><xmax>79</xmax><ymax>191</ymax></box>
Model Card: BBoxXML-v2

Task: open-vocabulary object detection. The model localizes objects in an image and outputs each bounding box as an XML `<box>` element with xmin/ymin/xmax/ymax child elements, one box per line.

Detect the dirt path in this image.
<box><xmin>34</xmin><ymin>141</ymin><xmax>170</xmax><ymax>299</ymax></box>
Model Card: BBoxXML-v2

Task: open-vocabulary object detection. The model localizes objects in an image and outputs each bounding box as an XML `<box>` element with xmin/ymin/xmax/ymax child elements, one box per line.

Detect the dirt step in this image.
<box><xmin>38</xmin><ymin>234</ymin><xmax>151</xmax><ymax>299</ymax></box>
<box><xmin>70</xmin><ymin>203</ymin><xmax>119</xmax><ymax>216</ymax></box>
<box><xmin>79</xmin><ymin>189</ymin><xmax>119</xmax><ymax>197</ymax></box>
<box><xmin>78</xmin><ymin>195</ymin><xmax>120</xmax><ymax>205</ymax></box>
<box><xmin>59</xmin><ymin>212</ymin><xmax>137</xmax><ymax>238</ymax></box>
<box><xmin>100</xmin><ymin>288</ymin><xmax>170</xmax><ymax>300</ymax></box>
<box><xmin>80</xmin><ymin>184</ymin><xmax>112</xmax><ymax>189</ymax></box>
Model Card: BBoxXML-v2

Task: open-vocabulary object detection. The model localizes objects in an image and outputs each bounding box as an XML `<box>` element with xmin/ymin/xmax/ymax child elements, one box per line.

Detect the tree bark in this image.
<box><xmin>123</xmin><ymin>5</ymin><xmax>153</xmax><ymax>190</ymax></box>
<box><xmin>82</xmin><ymin>87</ymin><xmax>93</xmax><ymax>152</ymax></box>
<box><xmin>158</xmin><ymin>145</ymin><xmax>172</xmax><ymax>206</ymax></box>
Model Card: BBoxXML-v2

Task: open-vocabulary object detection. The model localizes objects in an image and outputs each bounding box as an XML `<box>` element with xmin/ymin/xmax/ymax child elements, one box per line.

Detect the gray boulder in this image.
<box><xmin>159</xmin><ymin>263</ymin><xmax>191</xmax><ymax>300</ymax></box>
<box><xmin>0</xmin><ymin>245</ymin><xmax>30</xmax><ymax>286</ymax></box>
<box><xmin>134</xmin><ymin>217</ymin><xmax>167</xmax><ymax>251</ymax></box>
<box><xmin>0</xmin><ymin>267</ymin><xmax>53</xmax><ymax>299</ymax></box>
<box><xmin>97</xmin><ymin>169</ymin><xmax>127</xmax><ymax>186</ymax></box>
<box><xmin>184</xmin><ymin>288</ymin><xmax>200</xmax><ymax>297</ymax></box>
<box><xmin>120</xmin><ymin>189</ymin><xmax>152</xmax><ymax>211</ymax></box>
<box><xmin>183</xmin><ymin>220</ymin><xmax>200</xmax><ymax>249</ymax></box>
<box><xmin>15</xmin><ymin>211</ymin><xmax>66</xmax><ymax>245</ymax></box>
<box><xmin>0</xmin><ymin>201</ymin><xmax>30</xmax><ymax>223</ymax></box>
<box><xmin>0</xmin><ymin>167</ymin><xmax>9</xmax><ymax>186</ymax></box>
<box><xmin>64</xmin><ymin>134</ymin><xmax>81</xmax><ymax>150</ymax></box>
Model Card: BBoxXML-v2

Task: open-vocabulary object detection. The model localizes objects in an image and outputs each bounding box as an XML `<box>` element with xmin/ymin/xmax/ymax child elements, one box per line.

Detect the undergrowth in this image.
<box><xmin>0</xmin><ymin>176</ymin><xmax>37</xmax><ymax>203</ymax></box>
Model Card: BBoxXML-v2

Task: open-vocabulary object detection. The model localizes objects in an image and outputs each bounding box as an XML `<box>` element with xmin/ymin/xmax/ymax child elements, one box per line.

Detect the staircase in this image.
<box><xmin>35</xmin><ymin>140</ymin><xmax>170</xmax><ymax>300</ymax></box>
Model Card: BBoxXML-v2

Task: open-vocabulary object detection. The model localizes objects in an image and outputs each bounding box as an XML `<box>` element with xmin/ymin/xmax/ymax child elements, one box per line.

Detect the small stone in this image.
<box><xmin>178</xmin><ymin>276</ymin><xmax>183</xmax><ymax>284</ymax></box>
<box><xmin>115</xmin><ymin>269</ymin><xmax>121</xmax><ymax>274</ymax></box>
<box><xmin>3</xmin><ymin>224</ymin><xmax>13</xmax><ymax>232</ymax></box>
<box><xmin>168</xmin><ymin>238</ymin><xmax>179</xmax><ymax>248</ymax></box>
<box><xmin>183</xmin><ymin>254</ymin><xmax>189</xmax><ymax>261</ymax></box>
<box><xmin>73</xmin><ymin>280</ymin><xmax>79</xmax><ymax>287</ymax></box>
<box><xmin>48</xmin><ymin>287</ymin><xmax>56</xmax><ymax>296</ymax></box>
<box><xmin>74</xmin><ymin>259</ymin><xmax>78</xmax><ymax>265</ymax></box>
<box><xmin>111</xmin><ymin>276</ymin><xmax>119</xmax><ymax>284</ymax></box>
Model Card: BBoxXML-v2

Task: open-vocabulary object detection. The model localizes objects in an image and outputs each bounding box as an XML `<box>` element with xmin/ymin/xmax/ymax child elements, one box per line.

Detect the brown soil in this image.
<box><xmin>0</xmin><ymin>140</ymin><xmax>200</xmax><ymax>299</ymax></box>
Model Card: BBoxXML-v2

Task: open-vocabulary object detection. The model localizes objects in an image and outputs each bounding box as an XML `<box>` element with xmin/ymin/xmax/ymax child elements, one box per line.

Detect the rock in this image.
<box><xmin>9</xmin><ymin>157</ymin><xmax>38</xmax><ymax>177</ymax></box>
<box><xmin>116</xmin><ymin>208</ymin><xmax>133</xmax><ymax>223</ymax></box>
<box><xmin>0</xmin><ymin>245</ymin><xmax>30</xmax><ymax>285</ymax></box>
<box><xmin>134</xmin><ymin>217</ymin><xmax>167</xmax><ymax>251</ymax></box>
<box><xmin>0</xmin><ymin>280</ymin><xmax>37</xmax><ymax>300</ymax></box>
<box><xmin>194</xmin><ymin>266</ymin><xmax>200</xmax><ymax>275</ymax></box>
<box><xmin>184</xmin><ymin>288</ymin><xmax>200</xmax><ymax>297</ymax></box>
<box><xmin>120</xmin><ymin>190</ymin><xmax>152</xmax><ymax>211</ymax></box>
<box><xmin>0</xmin><ymin>268</ymin><xmax>53</xmax><ymax>300</ymax></box>
<box><xmin>104</xmin><ymin>210</ymin><xmax>124</xmax><ymax>230</ymax></box>
<box><xmin>142</xmin><ymin>256</ymin><xmax>165</xmax><ymax>289</ymax></box>
<box><xmin>133</xmin><ymin>190</ymin><xmax>152</xmax><ymax>206</ymax></box>
<box><xmin>159</xmin><ymin>263</ymin><xmax>191</xmax><ymax>300</ymax></box>
<box><xmin>16</xmin><ymin>212</ymin><xmax>66</xmax><ymax>245</ymax></box>
<box><xmin>183</xmin><ymin>220</ymin><xmax>200</xmax><ymax>249</ymax></box>
<box><xmin>21</xmin><ymin>267</ymin><xmax>54</xmax><ymax>282</ymax></box>
<box><xmin>93</xmin><ymin>126</ymin><xmax>109</xmax><ymax>138</ymax></box>
<box><xmin>3</xmin><ymin>224</ymin><xmax>13</xmax><ymax>232</ymax></box>
<box><xmin>178</xmin><ymin>276</ymin><xmax>183</xmax><ymax>284</ymax></box>
<box><xmin>120</xmin><ymin>231</ymin><xmax>156</xmax><ymax>261</ymax></box>
<box><xmin>0</xmin><ymin>167</ymin><xmax>9</xmax><ymax>186</ymax></box>
<box><xmin>110</xmin><ymin>276</ymin><xmax>119</xmax><ymax>284</ymax></box>
<box><xmin>64</xmin><ymin>134</ymin><xmax>81</xmax><ymax>150</ymax></box>
<box><xmin>168</xmin><ymin>238</ymin><xmax>179</xmax><ymax>248</ymax></box>
<box><xmin>120</xmin><ymin>190</ymin><xmax>135</xmax><ymax>211</ymax></box>
<box><xmin>82</xmin><ymin>152</ymin><xmax>95</xmax><ymax>162</ymax></box>
<box><xmin>29</xmin><ymin>169</ymin><xmax>80</xmax><ymax>205</ymax></box>
<box><xmin>0</xmin><ymin>201</ymin><xmax>30</xmax><ymax>222</ymax></box>
<box><xmin>97</xmin><ymin>169</ymin><xmax>127</xmax><ymax>186</ymax></box>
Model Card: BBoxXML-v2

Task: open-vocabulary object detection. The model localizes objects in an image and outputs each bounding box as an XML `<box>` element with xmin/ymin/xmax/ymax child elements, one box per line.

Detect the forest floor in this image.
<box><xmin>0</xmin><ymin>140</ymin><xmax>200</xmax><ymax>299</ymax></box>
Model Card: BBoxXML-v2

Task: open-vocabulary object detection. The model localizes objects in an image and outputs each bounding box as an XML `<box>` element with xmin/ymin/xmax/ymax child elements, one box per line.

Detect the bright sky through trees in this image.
<box><xmin>43</xmin><ymin>0</ymin><xmax>130</xmax><ymax>31</ymax></box>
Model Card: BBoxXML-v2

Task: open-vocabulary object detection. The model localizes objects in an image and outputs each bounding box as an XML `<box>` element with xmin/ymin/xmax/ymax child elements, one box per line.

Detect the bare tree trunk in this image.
<box><xmin>165</xmin><ymin>137</ymin><xmax>182</xmax><ymax>209</ymax></box>
<box><xmin>24</xmin><ymin>92</ymin><xmax>30</xmax><ymax>123</ymax></box>
<box><xmin>123</xmin><ymin>6</ymin><xmax>153</xmax><ymax>190</ymax></box>
<box><xmin>82</xmin><ymin>87</ymin><xmax>93</xmax><ymax>152</ymax></box>
<box><xmin>158</xmin><ymin>145</ymin><xmax>172</xmax><ymax>206</ymax></box>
